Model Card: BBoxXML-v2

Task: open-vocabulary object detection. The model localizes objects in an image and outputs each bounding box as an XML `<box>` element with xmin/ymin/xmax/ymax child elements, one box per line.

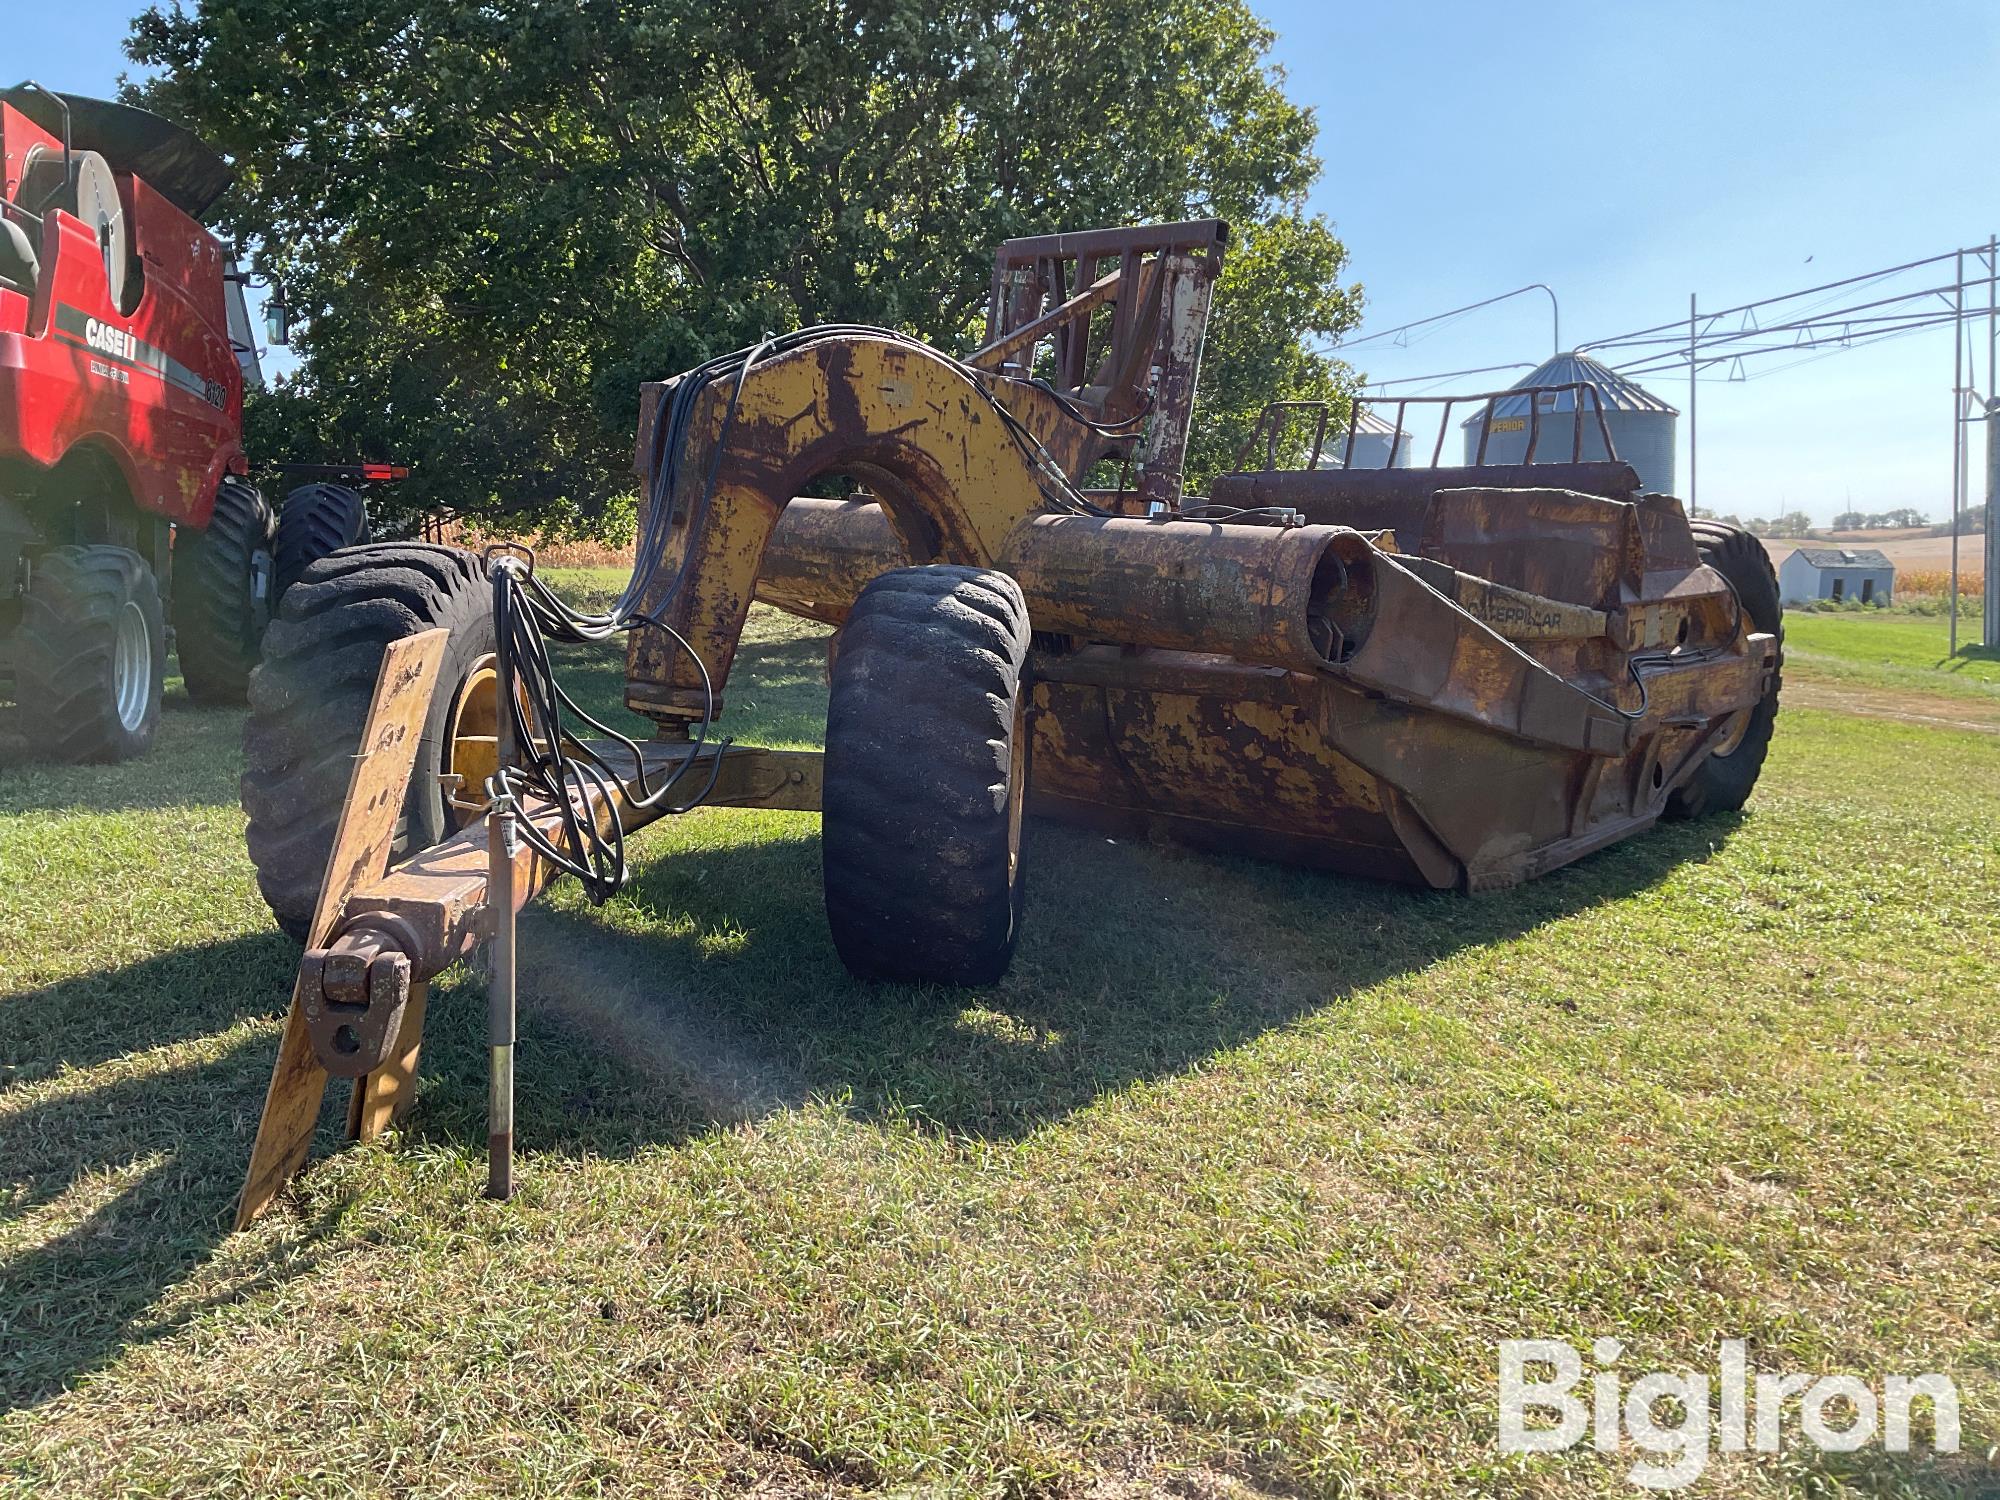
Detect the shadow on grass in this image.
<box><xmin>0</xmin><ymin>935</ymin><xmax>341</xmax><ymax>1414</ymax></box>
<box><xmin>0</xmin><ymin>617</ymin><xmax>826</xmax><ymax>815</ymax></box>
<box><xmin>0</xmin><ymin>919</ymin><xmax>743</xmax><ymax>1412</ymax></box>
<box><xmin>0</xmin><ymin>933</ymin><xmax>296</xmax><ymax>1082</ymax></box>
<box><xmin>451</xmin><ymin>809</ymin><xmax>1749</xmax><ymax>1145</ymax></box>
<box><xmin>0</xmin><ymin>694</ymin><xmax>245</xmax><ymax>815</ymax></box>
<box><xmin>0</xmin><ymin>763</ymin><xmax>1741</xmax><ymax>1415</ymax></box>
<box><xmin>546</xmin><ymin>629</ymin><xmax>830</xmax><ymax>749</ymax></box>
<box><xmin>1941</xmin><ymin>641</ymin><xmax>2000</xmax><ymax>672</ymax></box>
<box><xmin>0</xmin><ymin>621</ymin><xmax>840</xmax><ymax>1408</ymax></box>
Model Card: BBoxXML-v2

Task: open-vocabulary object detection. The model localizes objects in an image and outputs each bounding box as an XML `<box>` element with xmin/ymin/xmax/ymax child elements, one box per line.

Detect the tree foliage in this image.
<box><xmin>1832</xmin><ymin>508</ymin><xmax>1930</xmax><ymax>531</ymax></box>
<box><xmin>130</xmin><ymin>0</ymin><xmax>1362</xmax><ymax>530</ymax></box>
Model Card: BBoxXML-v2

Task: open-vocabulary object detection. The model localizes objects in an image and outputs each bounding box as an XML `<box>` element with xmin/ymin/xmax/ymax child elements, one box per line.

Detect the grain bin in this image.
<box><xmin>1461</xmin><ymin>352</ymin><xmax>1677</xmax><ymax>493</ymax></box>
<box><xmin>1318</xmin><ymin>405</ymin><xmax>1416</xmax><ymax>469</ymax></box>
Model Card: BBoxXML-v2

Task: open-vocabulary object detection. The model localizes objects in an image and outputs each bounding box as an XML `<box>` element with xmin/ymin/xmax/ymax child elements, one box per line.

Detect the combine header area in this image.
<box><xmin>235</xmin><ymin>220</ymin><xmax>1781</xmax><ymax>1219</ymax></box>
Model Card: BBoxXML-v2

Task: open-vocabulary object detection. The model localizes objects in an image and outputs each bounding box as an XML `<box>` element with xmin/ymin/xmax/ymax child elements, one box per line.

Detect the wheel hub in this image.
<box><xmin>112</xmin><ymin>598</ymin><xmax>150</xmax><ymax>733</ymax></box>
<box><xmin>442</xmin><ymin>654</ymin><xmax>502</xmax><ymax>822</ymax></box>
<box><xmin>1709</xmin><ymin>706</ymin><xmax>1754</xmax><ymax>760</ymax></box>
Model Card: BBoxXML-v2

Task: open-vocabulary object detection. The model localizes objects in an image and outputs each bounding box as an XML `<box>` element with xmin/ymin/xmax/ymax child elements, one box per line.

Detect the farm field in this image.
<box><xmin>1762</xmin><ymin>532</ymin><xmax>1985</xmax><ymax>571</ymax></box>
<box><xmin>1</xmin><ymin>585</ymin><xmax>1996</xmax><ymax>1496</ymax></box>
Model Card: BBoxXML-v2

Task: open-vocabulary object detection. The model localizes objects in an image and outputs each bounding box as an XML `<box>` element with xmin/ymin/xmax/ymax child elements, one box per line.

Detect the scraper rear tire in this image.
<box><xmin>821</xmin><ymin>566</ymin><xmax>1032</xmax><ymax>986</ymax></box>
<box><xmin>1667</xmin><ymin>521</ymin><xmax>1782</xmax><ymax>820</ymax></box>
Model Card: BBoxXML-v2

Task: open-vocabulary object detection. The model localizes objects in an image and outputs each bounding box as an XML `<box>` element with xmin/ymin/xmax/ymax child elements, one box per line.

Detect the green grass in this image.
<box><xmin>1</xmin><ymin>587</ymin><xmax>1997</xmax><ymax>1495</ymax></box>
<box><xmin>1783</xmin><ymin>609</ymin><xmax>2000</xmax><ymax>700</ymax></box>
<box><xmin>538</xmin><ymin>565</ymin><xmax>634</xmax><ymax>619</ymax></box>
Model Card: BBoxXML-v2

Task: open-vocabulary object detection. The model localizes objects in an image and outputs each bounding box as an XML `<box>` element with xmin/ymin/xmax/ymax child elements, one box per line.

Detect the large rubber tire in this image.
<box><xmin>273</xmin><ymin>483</ymin><xmax>370</xmax><ymax>602</ymax></box>
<box><xmin>173</xmin><ymin>476</ymin><xmax>275</xmax><ymax>704</ymax></box>
<box><xmin>822</xmin><ymin>566</ymin><xmax>1032</xmax><ymax>986</ymax></box>
<box><xmin>16</xmin><ymin>546</ymin><xmax>166</xmax><ymax>763</ymax></box>
<box><xmin>1666</xmin><ymin>521</ymin><xmax>1783</xmax><ymax>820</ymax></box>
<box><xmin>241</xmin><ymin>544</ymin><xmax>492</xmax><ymax>940</ymax></box>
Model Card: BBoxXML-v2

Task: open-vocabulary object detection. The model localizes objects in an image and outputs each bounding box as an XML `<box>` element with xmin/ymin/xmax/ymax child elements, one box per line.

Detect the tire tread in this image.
<box><xmin>241</xmin><ymin>542</ymin><xmax>490</xmax><ymax>939</ymax></box>
<box><xmin>822</xmin><ymin>565</ymin><xmax>1031</xmax><ymax>986</ymax></box>
<box><xmin>17</xmin><ymin>546</ymin><xmax>164</xmax><ymax>762</ymax></box>
<box><xmin>1667</xmin><ymin>522</ymin><xmax>1783</xmax><ymax>819</ymax></box>
<box><xmin>174</xmin><ymin>475</ymin><xmax>273</xmax><ymax>704</ymax></box>
<box><xmin>273</xmin><ymin>483</ymin><xmax>370</xmax><ymax>600</ymax></box>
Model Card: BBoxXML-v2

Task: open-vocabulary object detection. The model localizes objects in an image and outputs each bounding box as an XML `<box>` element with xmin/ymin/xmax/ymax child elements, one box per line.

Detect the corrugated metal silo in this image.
<box><xmin>1319</xmin><ymin>405</ymin><xmax>1416</xmax><ymax>469</ymax></box>
<box><xmin>1459</xmin><ymin>352</ymin><xmax>1678</xmax><ymax>493</ymax></box>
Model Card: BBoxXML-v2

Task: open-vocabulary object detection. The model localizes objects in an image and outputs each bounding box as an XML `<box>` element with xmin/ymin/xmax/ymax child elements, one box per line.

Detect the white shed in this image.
<box><xmin>1778</xmin><ymin>546</ymin><xmax>1895</xmax><ymax>606</ymax></box>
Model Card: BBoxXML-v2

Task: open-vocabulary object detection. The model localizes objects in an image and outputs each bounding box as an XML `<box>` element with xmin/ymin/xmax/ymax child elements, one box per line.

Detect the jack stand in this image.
<box><xmin>484</xmin><ymin>554</ymin><xmax>526</xmax><ymax>1200</ymax></box>
<box><xmin>484</xmin><ymin>793</ymin><xmax>519</xmax><ymax>1200</ymax></box>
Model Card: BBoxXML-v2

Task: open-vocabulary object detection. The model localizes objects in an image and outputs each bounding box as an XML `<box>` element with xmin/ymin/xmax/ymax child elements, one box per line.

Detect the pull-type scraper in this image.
<box><xmin>232</xmin><ymin>220</ymin><xmax>1780</xmax><ymax>1221</ymax></box>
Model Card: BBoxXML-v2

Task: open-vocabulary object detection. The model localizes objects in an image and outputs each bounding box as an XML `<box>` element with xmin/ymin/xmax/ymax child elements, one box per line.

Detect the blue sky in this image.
<box><xmin>13</xmin><ymin>1</ymin><xmax>1998</xmax><ymax>521</ymax></box>
<box><xmin>1259</xmin><ymin>0</ymin><xmax>2000</xmax><ymax>521</ymax></box>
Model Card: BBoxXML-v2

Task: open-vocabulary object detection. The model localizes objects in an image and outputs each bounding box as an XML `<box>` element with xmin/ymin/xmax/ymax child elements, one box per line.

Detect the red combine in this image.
<box><xmin>0</xmin><ymin>83</ymin><xmax>366</xmax><ymax>760</ymax></box>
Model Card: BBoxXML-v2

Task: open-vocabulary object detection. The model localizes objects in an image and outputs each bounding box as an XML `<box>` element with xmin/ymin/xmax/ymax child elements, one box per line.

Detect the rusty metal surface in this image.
<box><xmin>243</xmin><ymin>220</ymin><xmax>1792</xmax><ymax>1216</ymax></box>
<box><xmin>1341</xmin><ymin>546</ymin><xmax>1634</xmax><ymax>756</ymax></box>
<box><xmin>1028</xmin><ymin>673</ymin><xmax>1433</xmax><ymax>884</ymax></box>
<box><xmin>753</xmin><ymin>498</ymin><xmax>907</xmax><ymax>625</ymax></box>
<box><xmin>615</xmin><ymin>222</ymin><xmax>1775</xmax><ymax>915</ymax></box>
<box><xmin>626</xmin><ymin>334</ymin><xmax>1066</xmax><ymax>721</ymax></box>
<box><xmin>970</xmin><ymin>265</ymin><xmax>1123</xmax><ymax>373</ymax></box>
<box><xmin>299</xmin><ymin>930</ymin><xmax>413</xmax><ymax>1079</ymax></box>
<box><xmin>1236</xmin><ymin>382</ymin><xmax>1620</xmax><ymax>474</ymax></box>
<box><xmin>624</xmin><ymin>310</ymin><xmax>1768</xmax><ymax>892</ymax></box>
<box><xmin>1393</xmin><ymin>558</ymin><xmax>1611</xmax><ymax>643</ymax></box>
<box><xmin>335</xmin><ymin>742</ymin><xmax>822</xmax><ymax>984</ymax></box>
<box><xmin>1001</xmin><ymin>514</ymin><xmax>1375</xmax><ymax>673</ymax></box>
<box><xmin>1422</xmin><ymin>486</ymin><xmax>1646</xmax><ymax>609</ymax></box>
<box><xmin>982</xmin><ymin>220</ymin><xmax>1225</xmax><ymax>504</ymax></box>
<box><xmin>236</xmin><ymin>629</ymin><xmax>449</xmax><ymax>1230</ymax></box>
<box><xmin>1207</xmin><ymin>462</ymin><xmax>1642</xmax><ymax>533</ymax></box>
<box><xmin>1018</xmin><ymin>564</ymin><xmax>1770</xmax><ymax>891</ymax></box>
<box><xmin>1009</xmin><ymin>486</ymin><xmax>1771</xmax><ymax>886</ymax></box>
<box><xmin>1132</xmin><ymin>251</ymin><xmax>1217</xmax><ymax>510</ymax></box>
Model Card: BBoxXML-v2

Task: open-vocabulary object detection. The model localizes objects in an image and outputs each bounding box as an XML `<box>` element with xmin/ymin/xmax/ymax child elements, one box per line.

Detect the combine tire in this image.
<box><xmin>241</xmin><ymin>544</ymin><xmax>492</xmax><ymax>940</ymax></box>
<box><xmin>821</xmin><ymin>566</ymin><xmax>1032</xmax><ymax>986</ymax></box>
<box><xmin>273</xmin><ymin>483</ymin><xmax>369</xmax><ymax>601</ymax></box>
<box><xmin>173</xmin><ymin>475</ymin><xmax>275</xmax><ymax>704</ymax></box>
<box><xmin>1666</xmin><ymin>521</ymin><xmax>1783</xmax><ymax>820</ymax></box>
<box><xmin>16</xmin><ymin>546</ymin><xmax>165</xmax><ymax>763</ymax></box>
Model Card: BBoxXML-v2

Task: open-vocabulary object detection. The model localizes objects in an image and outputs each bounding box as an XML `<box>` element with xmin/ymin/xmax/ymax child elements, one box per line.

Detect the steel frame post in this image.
<box><xmin>1688</xmin><ymin>294</ymin><xmax>1698</xmax><ymax>513</ymax></box>
<box><xmin>1952</xmin><ymin>251</ymin><xmax>1964</xmax><ymax>658</ymax></box>
<box><xmin>1986</xmin><ymin>234</ymin><xmax>1998</xmax><ymax>649</ymax></box>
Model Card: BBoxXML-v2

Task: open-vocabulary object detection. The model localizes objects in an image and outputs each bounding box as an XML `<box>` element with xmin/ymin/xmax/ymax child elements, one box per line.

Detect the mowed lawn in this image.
<box><xmin>1</xmin><ymin>588</ymin><xmax>1996</xmax><ymax>1496</ymax></box>
<box><xmin>1782</xmin><ymin>610</ymin><xmax>2000</xmax><ymax>699</ymax></box>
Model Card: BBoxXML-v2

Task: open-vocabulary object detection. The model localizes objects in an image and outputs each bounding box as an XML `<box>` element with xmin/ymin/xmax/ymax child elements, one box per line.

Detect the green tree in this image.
<box><xmin>129</xmin><ymin>0</ymin><xmax>1360</xmax><ymax>530</ymax></box>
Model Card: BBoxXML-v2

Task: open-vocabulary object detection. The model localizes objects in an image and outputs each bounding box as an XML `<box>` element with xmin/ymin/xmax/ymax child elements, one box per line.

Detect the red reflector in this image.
<box><xmin>361</xmin><ymin>463</ymin><xmax>410</xmax><ymax>481</ymax></box>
